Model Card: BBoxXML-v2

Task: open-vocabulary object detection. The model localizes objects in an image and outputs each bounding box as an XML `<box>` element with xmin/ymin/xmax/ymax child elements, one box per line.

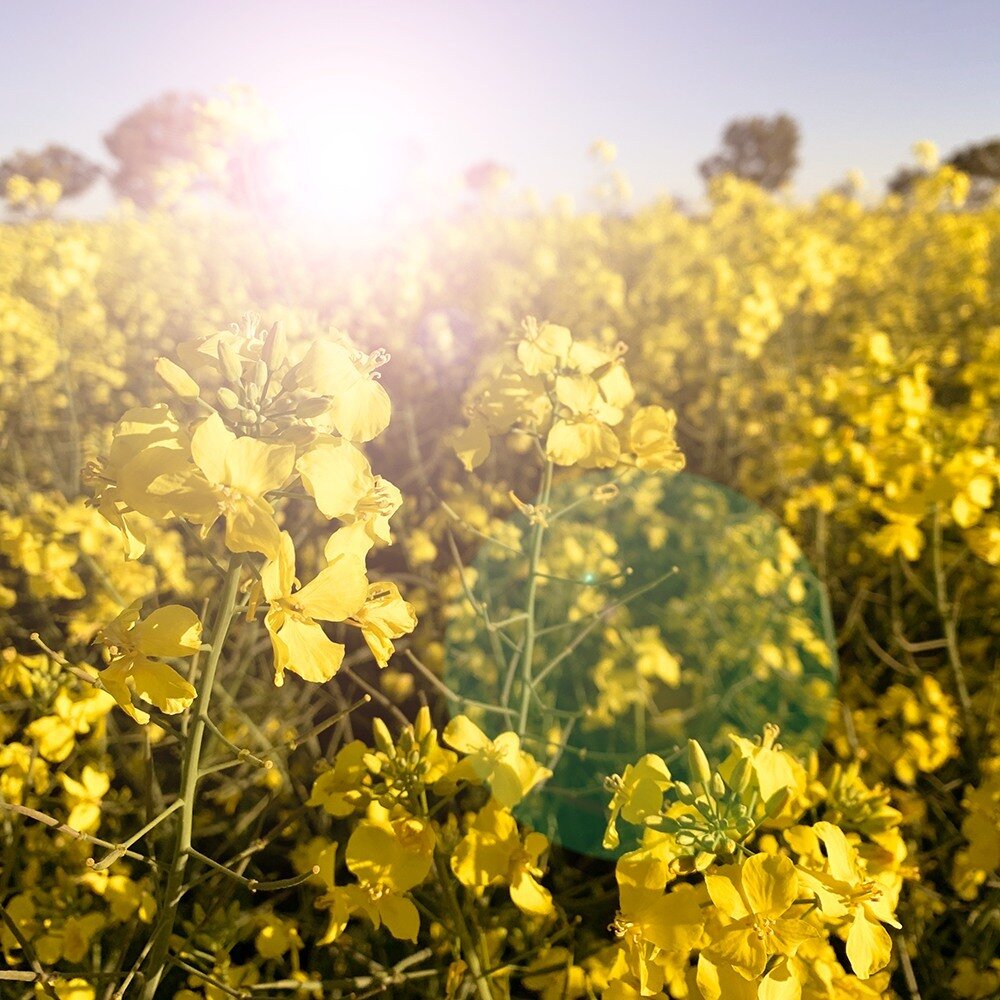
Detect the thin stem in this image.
<box><xmin>141</xmin><ymin>554</ymin><xmax>244</xmax><ymax>999</ymax></box>
<box><xmin>931</xmin><ymin>507</ymin><xmax>975</xmax><ymax>745</ymax></box>
<box><xmin>432</xmin><ymin>852</ymin><xmax>498</xmax><ymax>1000</ymax></box>
<box><xmin>516</xmin><ymin>461</ymin><xmax>554</xmax><ymax>735</ymax></box>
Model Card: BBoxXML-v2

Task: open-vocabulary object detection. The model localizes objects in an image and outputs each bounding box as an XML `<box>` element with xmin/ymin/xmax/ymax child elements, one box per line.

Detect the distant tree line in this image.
<box><xmin>2</xmin><ymin>93</ymin><xmax>998</xmax><ymax>211</ymax></box>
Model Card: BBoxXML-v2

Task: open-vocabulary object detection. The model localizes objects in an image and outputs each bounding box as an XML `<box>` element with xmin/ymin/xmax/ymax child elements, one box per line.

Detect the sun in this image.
<box><xmin>270</xmin><ymin>90</ymin><xmax>421</xmax><ymax>237</ymax></box>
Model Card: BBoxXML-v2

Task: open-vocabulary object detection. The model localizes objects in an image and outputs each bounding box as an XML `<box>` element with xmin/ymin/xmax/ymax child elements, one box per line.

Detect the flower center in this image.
<box><xmin>217</xmin><ymin>484</ymin><xmax>248</xmax><ymax>516</ymax></box>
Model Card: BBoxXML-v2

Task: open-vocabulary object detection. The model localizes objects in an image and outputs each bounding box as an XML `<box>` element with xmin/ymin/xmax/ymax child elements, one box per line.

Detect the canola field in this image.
<box><xmin>0</xmin><ymin>169</ymin><xmax>998</xmax><ymax>999</ymax></box>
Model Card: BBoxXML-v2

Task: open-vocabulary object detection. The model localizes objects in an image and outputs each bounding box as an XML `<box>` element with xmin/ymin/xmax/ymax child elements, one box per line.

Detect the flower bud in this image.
<box><xmin>262</xmin><ymin>322</ymin><xmax>286</xmax><ymax>369</ymax></box>
<box><xmin>295</xmin><ymin>397</ymin><xmax>332</xmax><ymax>420</ymax></box>
<box><xmin>414</xmin><ymin>706</ymin><xmax>432</xmax><ymax>742</ymax></box>
<box><xmin>217</xmin><ymin>386</ymin><xmax>240</xmax><ymax>411</ymax></box>
<box><xmin>687</xmin><ymin>740</ymin><xmax>713</xmax><ymax>786</ymax></box>
<box><xmin>764</xmin><ymin>786</ymin><xmax>791</xmax><ymax>819</ymax></box>
<box><xmin>674</xmin><ymin>781</ymin><xmax>695</xmax><ymax>804</ymax></box>
<box><xmin>155</xmin><ymin>357</ymin><xmax>200</xmax><ymax>400</ymax></box>
<box><xmin>372</xmin><ymin>718</ymin><xmax>395</xmax><ymax>757</ymax></box>
<box><xmin>729</xmin><ymin>757</ymin><xmax>753</xmax><ymax>795</ymax></box>
<box><xmin>218</xmin><ymin>340</ymin><xmax>244</xmax><ymax>382</ymax></box>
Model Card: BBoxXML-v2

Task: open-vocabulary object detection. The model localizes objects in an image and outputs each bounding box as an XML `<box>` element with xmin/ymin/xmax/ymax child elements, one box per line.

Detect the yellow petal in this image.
<box><xmin>190</xmin><ymin>412</ymin><xmax>234</xmax><ymax>486</ymax></box>
<box><xmin>739</xmin><ymin>852</ymin><xmax>798</xmax><ymax>918</ymax></box>
<box><xmin>442</xmin><ymin>716</ymin><xmax>491</xmax><ymax>754</ymax></box>
<box><xmin>100</xmin><ymin>661</ymin><xmax>150</xmax><ymax>725</ymax></box>
<box><xmin>706</xmin><ymin>866</ymin><xmax>750</xmax><ymax>920</ymax></box>
<box><xmin>846</xmin><ymin>909</ymin><xmax>892</xmax><ymax>979</ymax></box>
<box><xmin>269</xmin><ymin>612</ymin><xmax>346</xmax><ymax>684</ymax></box>
<box><xmin>297</xmin><ymin>439</ymin><xmax>375</xmax><ymax>520</ymax></box>
<box><xmin>224</xmin><ymin>435</ymin><xmax>295</xmax><ymax>497</ymax></box>
<box><xmin>128</xmin><ymin>656</ymin><xmax>197</xmax><ymax>715</ymax></box>
<box><xmin>448</xmin><ymin>419</ymin><xmax>492</xmax><ymax>471</ymax></box>
<box><xmin>225</xmin><ymin>495</ymin><xmax>282</xmax><ymax>559</ymax></box>
<box><xmin>297</xmin><ymin>555</ymin><xmax>370</xmax><ymax>622</ymax></box>
<box><xmin>330</xmin><ymin>380</ymin><xmax>392</xmax><ymax>443</ymax></box>
<box><xmin>131</xmin><ymin>605</ymin><xmax>202</xmax><ymax>658</ymax></box>
<box><xmin>510</xmin><ymin>869</ymin><xmax>553</xmax><ymax>916</ymax></box>
<box><xmin>378</xmin><ymin>893</ymin><xmax>419</xmax><ymax>942</ymax></box>
<box><xmin>262</xmin><ymin>531</ymin><xmax>297</xmax><ymax>603</ymax></box>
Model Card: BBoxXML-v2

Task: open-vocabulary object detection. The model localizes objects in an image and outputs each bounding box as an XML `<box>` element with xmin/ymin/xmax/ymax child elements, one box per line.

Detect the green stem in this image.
<box><xmin>141</xmin><ymin>554</ymin><xmax>244</xmax><ymax>999</ymax></box>
<box><xmin>516</xmin><ymin>461</ymin><xmax>554</xmax><ymax>736</ymax></box>
<box><xmin>432</xmin><ymin>852</ymin><xmax>499</xmax><ymax>1000</ymax></box>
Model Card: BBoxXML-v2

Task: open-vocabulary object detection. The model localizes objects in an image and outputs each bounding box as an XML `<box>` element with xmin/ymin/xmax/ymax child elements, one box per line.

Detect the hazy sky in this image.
<box><xmin>4</xmin><ymin>0</ymin><xmax>999</xmax><ymax>208</ymax></box>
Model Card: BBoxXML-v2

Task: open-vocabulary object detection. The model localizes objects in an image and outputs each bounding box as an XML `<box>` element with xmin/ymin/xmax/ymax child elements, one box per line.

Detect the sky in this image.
<box><xmin>3</xmin><ymin>0</ymin><xmax>999</xmax><ymax>213</ymax></box>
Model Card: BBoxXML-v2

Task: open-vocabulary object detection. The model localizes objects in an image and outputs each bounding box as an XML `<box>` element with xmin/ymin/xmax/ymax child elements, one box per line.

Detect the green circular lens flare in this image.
<box><xmin>443</xmin><ymin>470</ymin><xmax>838</xmax><ymax>859</ymax></box>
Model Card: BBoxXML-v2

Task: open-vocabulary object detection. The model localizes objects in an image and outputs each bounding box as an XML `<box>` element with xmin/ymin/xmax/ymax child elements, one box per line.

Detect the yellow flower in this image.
<box><xmin>702</xmin><ymin>852</ymin><xmax>818</xmax><ymax>978</ymax></box>
<box><xmin>350</xmin><ymin>581</ymin><xmax>417</xmax><ymax>668</ymax></box>
<box><xmin>296</xmin><ymin>437</ymin><xmax>377</xmax><ymax>520</ymax></box>
<box><xmin>35</xmin><ymin>979</ymin><xmax>96</xmax><ymax>1000</ymax></box>
<box><xmin>36</xmin><ymin>913</ymin><xmax>106</xmax><ymax>964</ymax></box>
<box><xmin>95</xmin><ymin>600</ymin><xmax>201</xmax><ymax>725</ymax></box>
<box><xmin>24</xmin><ymin>686</ymin><xmax>114</xmax><ymax>762</ymax></box>
<box><xmin>345</xmin><ymin>803</ymin><xmax>436</xmax><ymax>892</ymax></box>
<box><xmin>254</xmin><ymin>914</ymin><xmax>301</xmax><ymax>960</ymax></box>
<box><xmin>92</xmin><ymin>403</ymin><xmax>191</xmax><ymax>557</ymax></box>
<box><xmin>722</xmin><ymin>725</ymin><xmax>809</xmax><ymax>827</ymax></box>
<box><xmin>517</xmin><ymin>318</ymin><xmax>573</xmax><ymax>376</ymax></box>
<box><xmin>307</xmin><ymin>740</ymin><xmax>370</xmax><ymax>817</ymax></box>
<box><xmin>451</xmin><ymin>800</ymin><xmax>553</xmax><ymax>916</ymax></box>
<box><xmin>609</xmin><ymin>881</ymin><xmax>704</xmax><ymax>997</ymax></box>
<box><xmin>546</xmin><ymin>373</ymin><xmax>624</xmax><ymax>468</ymax></box>
<box><xmin>443</xmin><ymin>715</ymin><xmax>551</xmax><ymax>807</ymax></box>
<box><xmin>603</xmin><ymin>753</ymin><xmax>673</xmax><ymax>850</ymax></box>
<box><xmin>315</xmin><ymin>806</ymin><xmax>430</xmax><ymax>944</ymax></box>
<box><xmin>60</xmin><ymin>764</ymin><xmax>111</xmax><ymax>834</ymax></box>
<box><xmin>261</xmin><ymin>531</ymin><xmax>369</xmax><ymax>686</ymax></box>
<box><xmin>696</xmin><ymin>954</ymin><xmax>800</xmax><ymax>1000</ymax></box>
<box><xmin>802</xmin><ymin>822</ymin><xmax>900</xmax><ymax>979</ymax></box>
<box><xmin>295</xmin><ymin>341</ymin><xmax>392</xmax><ymax>442</ymax></box>
<box><xmin>629</xmin><ymin>406</ymin><xmax>685</xmax><ymax>472</ymax></box>
<box><xmin>174</xmin><ymin>412</ymin><xmax>295</xmax><ymax>559</ymax></box>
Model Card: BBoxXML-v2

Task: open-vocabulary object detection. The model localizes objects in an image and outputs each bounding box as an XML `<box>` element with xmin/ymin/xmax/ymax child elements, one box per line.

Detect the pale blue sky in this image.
<box><xmin>3</xmin><ymin>1</ymin><xmax>999</xmax><ymax>208</ymax></box>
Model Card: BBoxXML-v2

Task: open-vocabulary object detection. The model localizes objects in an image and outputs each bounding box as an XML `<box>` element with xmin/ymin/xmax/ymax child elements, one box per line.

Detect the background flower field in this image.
<box><xmin>0</xmin><ymin>159</ymin><xmax>998</xmax><ymax>999</ymax></box>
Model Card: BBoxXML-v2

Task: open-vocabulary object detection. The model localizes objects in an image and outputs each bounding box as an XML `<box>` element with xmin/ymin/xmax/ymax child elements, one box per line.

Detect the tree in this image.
<box><xmin>0</xmin><ymin>144</ymin><xmax>102</xmax><ymax>203</ymax></box>
<box><xmin>886</xmin><ymin>165</ymin><xmax>925</xmax><ymax>197</ymax></box>
<box><xmin>947</xmin><ymin>138</ymin><xmax>1000</xmax><ymax>204</ymax></box>
<box><xmin>103</xmin><ymin>92</ymin><xmax>207</xmax><ymax>207</ymax></box>
<box><xmin>699</xmin><ymin>114</ymin><xmax>800</xmax><ymax>191</ymax></box>
<box><xmin>103</xmin><ymin>89</ymin><xmax>280</xmax><ymax>210</ymax></box>
<box><xmin>886</xmin><ymin>137</ymin><xmax>1000</xmax><ymax>203</ymax></box>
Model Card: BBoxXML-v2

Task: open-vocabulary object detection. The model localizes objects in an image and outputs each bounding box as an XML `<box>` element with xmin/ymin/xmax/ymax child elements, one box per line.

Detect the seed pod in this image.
<box><xmin>687</xmin><ymin>740</ymin><xmax>713</xmax><ymax>786</ymax></box>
